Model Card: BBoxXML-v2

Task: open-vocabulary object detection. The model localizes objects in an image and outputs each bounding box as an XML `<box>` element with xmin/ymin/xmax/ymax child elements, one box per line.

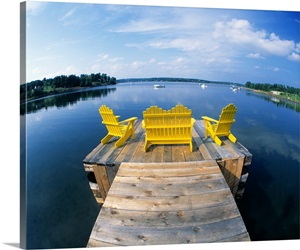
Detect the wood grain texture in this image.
<box><xmin>87</xmin><ymin>160</ymin><xmax>250</xmax><ymax>247</ymax></box>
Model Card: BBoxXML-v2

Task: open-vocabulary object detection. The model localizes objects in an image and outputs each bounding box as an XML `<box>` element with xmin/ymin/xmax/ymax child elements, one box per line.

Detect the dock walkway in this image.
<box><xmin>83</xmin><ymin>119</ymin><xmax>252</xmax><ymax>246</ymax></box>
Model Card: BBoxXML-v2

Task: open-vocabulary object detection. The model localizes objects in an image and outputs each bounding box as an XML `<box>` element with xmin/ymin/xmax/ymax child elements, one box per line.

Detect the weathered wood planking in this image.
<box><xmin>87</xmin><ymin>161</ymin><xmax>250</xmax><ymax>247</ymax></box>
<box><xmin>83</xmin><ymin>120</ymin><xmax>252</xmax><ymax>202</ymax></box>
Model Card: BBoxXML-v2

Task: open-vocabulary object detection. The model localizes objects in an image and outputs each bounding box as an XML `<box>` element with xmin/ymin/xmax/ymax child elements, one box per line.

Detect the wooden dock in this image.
<box><xmin>83</xmin><ymin>119</ymin><xmax>252</xmax><ymax>246</ymax></box>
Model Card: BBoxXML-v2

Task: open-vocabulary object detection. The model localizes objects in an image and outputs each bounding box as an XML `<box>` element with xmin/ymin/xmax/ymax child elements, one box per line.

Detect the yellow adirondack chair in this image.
<box><xmin>99</xmin><ymin>105</ymin><xmax>137</xmax><ymax>148</ymax></box>
<box><xmin>202</xmin><ymin>103</ymin><xmax>237</xmax><ymax>146</ymax></box>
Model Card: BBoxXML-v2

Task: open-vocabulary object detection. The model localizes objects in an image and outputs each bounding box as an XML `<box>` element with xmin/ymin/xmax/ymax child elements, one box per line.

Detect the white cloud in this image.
<box><xmin>213</xmin><ymin>19</ymin><xmax>295</xmax><ymax>56</ymax></box>
<box><xmin>288</xmin><ymin>42</ymin><xmax>300</xmax><ymax>62</ymax></box>
<box><xmin>247</xmin><ymin>53</ymin><xmax>265</xmax><ymax>59</ymax></box>
<box><xmin>113</xmin><ymin>19</ymin><xmax>174</xmax><ymax>33</ymax></box>
<box><xmin>295</xmin><ymin>42</ymin><xmax>300</xmax><ymax>53</ymax></box>
<box><xmin>27</xmin><ymin>1</ymin><xmax>47</xmax><ymax>16</ymax></box>
<box><xmin>59</xmin><ymin>8</ymin><xmax>77</xmax><ymax>22</ymax></box>
<box><xmin>96</xmin><ymin>54</ymin><xmax>109</xmax><ymax>61</ymax></box>
<box><xmin>42</xmin><ymin>66</ymin><xmax>79</xmax><ymax>79</ymax></box>
<box><xmin>288</xmin><ymin>52</ymin><xmax>300</xmax><ymax>62</ymax></box>
<box><xmin>66</xmin><ymin>66</ymin><xmax>74</xmax><ymax>72</ymax></box>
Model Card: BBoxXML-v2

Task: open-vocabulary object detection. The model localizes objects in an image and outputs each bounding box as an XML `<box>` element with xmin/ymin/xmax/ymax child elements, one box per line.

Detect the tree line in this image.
<box><xmin>20</xmin><ymin>73</ymin><xmax>116</xmax><ymax>102</ymax></box>
<box><xmin>245</xmin><ymin>81</ymin><xmax>300</xmax><ymax>95</ymax></box>
<box><xmin>118</xmin><ymin>77</ymin><xmax>241</xmax><ymax>86</ymax></box>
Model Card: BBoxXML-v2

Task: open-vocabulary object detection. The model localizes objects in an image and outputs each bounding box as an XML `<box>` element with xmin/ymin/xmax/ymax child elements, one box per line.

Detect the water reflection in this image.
<box><xmin>20</xmin><ymin>87</ymin><xmax>116</xmax><ymax>115</ymax></box>
<box><xmin>245</xmin><ymin>90</ymin><xmax>300</xmax><ymax>112</ymax></box>
<box><xmin>22</xmin><ymin>82</ymin><xmax>300</xmax><ymax>248</ymax></box>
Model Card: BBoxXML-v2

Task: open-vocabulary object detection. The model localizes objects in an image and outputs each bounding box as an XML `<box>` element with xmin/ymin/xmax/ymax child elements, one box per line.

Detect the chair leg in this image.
<box><xmin>144</xmin><ymin>141</ymin><xmax>149</xmax><ymax>152</ymax></box>
<box><xmin>101</xmin><ymin>134</ymin><xmax>113</xmax><ymax>144</ymax></box>
<box><xmin>115</xmin><ymin>137</ymin><xmax>126</xmax><ymax>148</ymax></box>
<box><xmin>213</xmin><ymin>135</ymin><xmax>222</xmax><ymax>146</ymax></box>
<box><xmin>131</xmin><ymin>128</ymin><xmax>135</xmax><ymax>139</ymax></box>
<box><xmin>228</xmin><ymin>133</ymin><xmax>237</xmax><ymax>143</ymax></box>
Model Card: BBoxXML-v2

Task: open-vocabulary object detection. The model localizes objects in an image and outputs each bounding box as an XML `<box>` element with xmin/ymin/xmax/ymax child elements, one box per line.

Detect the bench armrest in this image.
<box><xmin>191</xmin><ymin>118</ymin><xmax>196</xmax><ymax>126</ymax></box>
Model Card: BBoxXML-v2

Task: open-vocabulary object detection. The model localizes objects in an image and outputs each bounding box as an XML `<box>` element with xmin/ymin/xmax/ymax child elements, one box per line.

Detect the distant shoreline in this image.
<box><xmin>245</xmin><ymin>88</ymin><xmax>300</xmax><ymax>104</ymax></box>
<box><xmin>21</xmin><ymin>84</ymin><xmax>113</xmax><ymax>104</ymax></box>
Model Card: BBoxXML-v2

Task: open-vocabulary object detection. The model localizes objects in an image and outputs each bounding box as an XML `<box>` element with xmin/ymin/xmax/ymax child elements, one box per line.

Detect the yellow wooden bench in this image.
<box><xmin>142</xmin><ymin>105</ymin><xmax>196</xmax><ymax>152</ymax></box>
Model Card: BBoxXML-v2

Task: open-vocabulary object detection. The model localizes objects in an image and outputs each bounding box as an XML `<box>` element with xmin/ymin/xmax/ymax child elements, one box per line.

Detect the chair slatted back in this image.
<box><xmin>99</xmin><ymin>105</ymin><xmax>123</xmax><ymax>137</ymax></box>
<box><xmin>215</xmin><ymin>104</ymin><xmax>237</xmax><ymax>135</ymax></box>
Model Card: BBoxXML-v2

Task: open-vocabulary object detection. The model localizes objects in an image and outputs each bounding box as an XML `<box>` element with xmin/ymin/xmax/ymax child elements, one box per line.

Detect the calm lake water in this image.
<box><xmin>21</xmin><ymin>82</ymin><xmax>300</xmax><ymax>249</ymax></box>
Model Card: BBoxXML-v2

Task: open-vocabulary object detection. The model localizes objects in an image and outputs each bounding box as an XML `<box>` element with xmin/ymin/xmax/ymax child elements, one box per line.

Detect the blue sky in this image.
<box><xmin>25</xmin><ymin>1</ymin><xmax>300</xmax><ymax>87</ymax></box>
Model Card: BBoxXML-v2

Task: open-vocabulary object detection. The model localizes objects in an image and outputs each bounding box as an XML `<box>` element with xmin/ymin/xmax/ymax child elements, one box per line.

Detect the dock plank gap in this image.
<box><xmin>83</xmin><ymin>119</ymin><xmax>252</xmax><ymax>246</ymax></box>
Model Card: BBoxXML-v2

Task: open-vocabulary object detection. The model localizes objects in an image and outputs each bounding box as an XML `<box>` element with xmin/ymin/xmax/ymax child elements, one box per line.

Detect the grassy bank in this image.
<box><xmin>245</xmin><ymin>88</ymin><xmax>300</xmax><ymax>104</ymax></box>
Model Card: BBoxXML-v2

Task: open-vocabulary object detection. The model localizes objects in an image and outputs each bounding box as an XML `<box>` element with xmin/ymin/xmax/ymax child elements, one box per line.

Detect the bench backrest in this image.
<box><xmin>143</xmin><ymin>105</ymin><xmax>193</xmax><ymax>138</ymax></box>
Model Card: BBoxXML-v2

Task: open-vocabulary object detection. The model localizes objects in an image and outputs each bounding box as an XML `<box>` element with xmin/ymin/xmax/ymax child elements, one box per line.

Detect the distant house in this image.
<box><xmin>271</xmin><ymin>91</ymin><xmax>281</xmax><ymax>95</ymax></box>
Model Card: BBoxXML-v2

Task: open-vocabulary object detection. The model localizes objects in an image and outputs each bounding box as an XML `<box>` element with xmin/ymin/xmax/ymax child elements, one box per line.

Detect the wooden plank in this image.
<box><xmin>192</xmin><ymin>127</ymin><xmax>212</xmax><ymax>160</ymax></box>
<box><xmin>141</xmin><ymin>145</ymin><xmax>154</xmax><ymax>163</ymax></box>
<box><xmin>91</xmin><ymin>140</ymin><xmax>118</xmax><ymax>164</ymax></box>
<box><xmin>227</xmin><ymin>158</ymin><xmax>239</xmax><ymax>190</ymax></box>
<box><xmin>223</xmin><ymin>139</ymin><xmax>252</xmax><ymax>166</ymax></box>
<box><xmin>114</xmin><ymin>140</ymin><xmax>134</xmax><ymax>163</ymax></box>
<box><xmin>89</xmin><ymin>216</ymin><xmax>248</xmax><ymax>246</ymax></box>
<box><xmin>104</xmin><ymin>146</ymin><xmax>124</xmax><ymax>165</ymax></box>
<box><xmin>104</xmin><ymin>164</ymin><xmax>119</xmax><ymax>185</ymax></box>
<box><xmin>219</xmin><ymin>232</ymin><xmax>251</xmax><ymax>242</ymax></box>
<box><xmin>193</xmin><ymin>121</ymin><xmax>222</xmax><ymax>160</ymax></box>
<box><xmin>222</xmin><ymin>138</ymin><xmax>245</xmax><ymax>158</ymax></box>
<box><xmin>212</xmin><ymin>139</ymin><xmax>236</xmax><ymax>159</ymax></box>
<box><xmin>217</xmin><ymin>159</ymin><xmax>236</xmax><ymax>190</ymax></box>
<box><xmin>87</xmin><ymin>238</ymin><xmax>120</xmax><ymax>247</ymax></box>
<box><xmin>95</xmin><ymin>120</ymin><xmax>141</xmax><ymax>165</ymax></box>
<box><xmin>103</xmin><ymin>189</ymin><xmax>234</xmax><ymax>212</ymax></box>
<box><xmin>112</xmin><ymin>172</ymin><xmax>224</xmax><ymax>185</ymax></box>
<box><xmin>109</xmin><ymin>175</ymin><xmax>228</xmax><ymax>197</ymax></box>
<box><xmin>150</xmin><ymin>143</ymin><xmax>165</xmax><ymax>162</ymax></box>
<box><xmin>119</xmin><ymin>160</ymin><xmax>219</xmax><ymax>171</ymax></box>
<box><xmin>122</xmin><ymin>122</ymin><xmax>144</xmax><ymax>163</ymax></box>
<box><xmin>217</xmin><ymin>156</ymin><xmax>244</xmax><ymax>194</ymax></box>
<box><xmin>116</xmin><ymin>167</ymin><xmax>221</xmax><ymax>178</ymax></box>
<box><xmin>163</xmin><ymin>145</ymin><xmax>172</xmax><ymax>162</ymax></box>
<box><xmin>97</xmin><ymin>202</ymin><xmax>241</xmax><ymax>228</ymax></box>
<box><xmin>171</xmin><ymin>145</ymin><xmax>186</xmax><ymax>162</ymax></box>
<box><xmin>83</xmin><ymin>142</ymin><xmax>106</xmax><ymax>164</ymax></box>
<box><xmin>182</xmin><ymin>140</ymin><xmax>199</xmax><ymax>161</ymax></box>
<box><xmin>231</xmin><ymin>157</ymin><xmax>245</xmax><ymax>196</ymax></box>
<box><xmin>130</xmin><ymin>121</ymin><xmax>146</xmax><ymax>162</ymax></box>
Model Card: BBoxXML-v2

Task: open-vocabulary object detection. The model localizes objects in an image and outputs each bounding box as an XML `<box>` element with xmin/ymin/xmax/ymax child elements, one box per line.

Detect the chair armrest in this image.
<box><xmin>141</xmin><ymin>120</ymin><xmax>145</xmax><ymax>128</ymax></box>
<box><xmin>119</xmin><ymin>117</ymin><xmax>138</xmax><ymax>124</ymax></box>
<box><xmin>202</xmin><ymin>116</ymin><xmax>218</xmax><ymax>123</ymax></box>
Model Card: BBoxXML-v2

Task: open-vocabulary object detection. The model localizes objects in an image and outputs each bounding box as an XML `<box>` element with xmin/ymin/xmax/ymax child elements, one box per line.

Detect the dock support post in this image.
<box><xmin>92</xmin><ymin>164</ymin><xmax>111</xmax><ymax>202</ymax></box>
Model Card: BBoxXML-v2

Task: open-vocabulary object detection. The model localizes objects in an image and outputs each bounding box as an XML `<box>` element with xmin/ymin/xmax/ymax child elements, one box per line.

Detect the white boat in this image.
<box><xmin>154</xmin><ymin>84</ymin><xmax>165</xmax><ymax>88</ymax></box>
<box><xmin>200</xmin><ymin>84</ymin><xmax>208</xmax><ymax>89</ymax></box>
